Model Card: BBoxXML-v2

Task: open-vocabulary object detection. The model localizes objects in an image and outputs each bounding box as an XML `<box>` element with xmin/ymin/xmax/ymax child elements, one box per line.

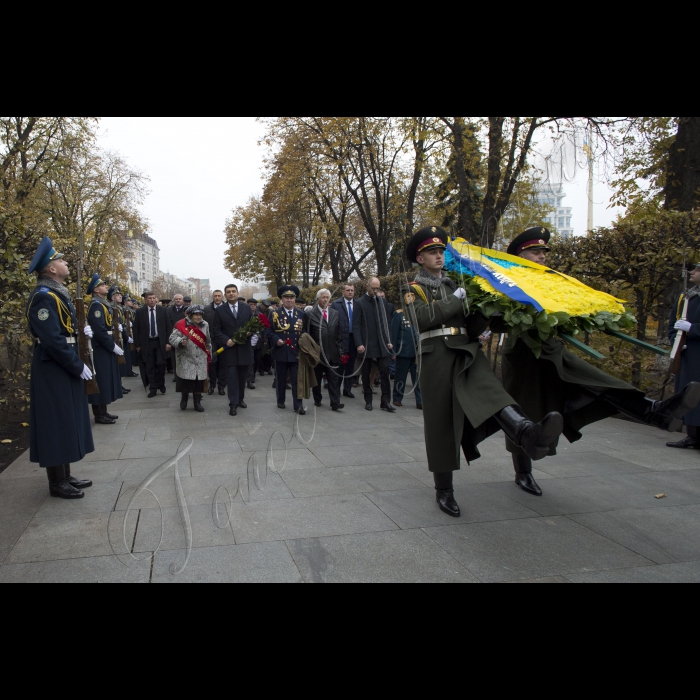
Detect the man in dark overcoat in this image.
<box><xmin>123</xmin><ymin>295</ymin><xmax>139</xmax><ymax>379</ymax></box>
<box><xmin>132</xmin><ymin>291</ymin><xmax>169</xmax><ymax>398</ymax></box>
<box><xmin>304</xmin><ymin>289</ymin><xmax>346</xmax><ymax>411</ymax></box>
<box><xmin>404</xmin><ymin>227</ymin><xmax>565</xmax><ymax>518</ymax></box>
<box><xmin>108</xmin><ymin>287</ymin><xmax>131</xmax><ymax>395</ymax></box>
<box><xmin>87</xmin><ymin>275</ymin><xmax>124</xmax><ymax>423</ymax></box>
<box><xmin>357</xmin><ymin>279</ymin><xmax>395</xmax><ymax>413</ymax></box>
<box><xmin>500</xmin><ymin>228</ymin><xmax>700</xmax><ymax>496</ymax></box>
<box><xmin>331</xmin><ymin>284</ymin><xmax>365</xmax><ymax>399</ymax></box>
<box><xmin>668</xmin><ymin>263</ymin><xmax>700</xmax><ymax>449</ymax></box>
<box><xmin>265</xmin><ymin>286</ymin><xmax>306</xmax><ymax>415</ymax></box>
<box><xmin>203</xmin><ymin>290</ymin><xmax>227</xmax><ymax>396</ymax></box>
<box><xmin>166</xmin><ymin>294</ymin><xmax>188</xmax><ymax>381</ymax></box>
<box><xmin>26</xmin><ymin>237</ymin><xmax>95</xmax><ymax>499</ymax></box>
<box><xmin>213</xmin><ymin>284</ymin><xmax>255</xmax><ymax>417</ymax></box>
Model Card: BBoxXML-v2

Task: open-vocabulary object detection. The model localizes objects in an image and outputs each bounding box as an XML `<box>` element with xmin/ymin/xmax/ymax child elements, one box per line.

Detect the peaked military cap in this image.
<box><xmin>29</xmin><ymin>237</ymin><xmax>64</xmax><ymax>274</ymax></box>
<box><xmin>87</xmin><ymin>274</ymin><xmax>106</xmax><ymax>295</ymax></box>
<box><xmin>406</xmin><ymin>226</ymin><xmax>449</xmax><ymax>264</ymax></box>
<box><xmin>278</xmin><ymin>285</ymin><xmax>301</xmax><ymax>299</ymax></box>
<box><xmin>107</xmin><ymin>285</ymin><xmax>122</xmax><ymax>301</ymax></box>
<box><xmin>508</xmin><ymin>228</ymin><xmax>552</xmax><ymax>257</ymax></box>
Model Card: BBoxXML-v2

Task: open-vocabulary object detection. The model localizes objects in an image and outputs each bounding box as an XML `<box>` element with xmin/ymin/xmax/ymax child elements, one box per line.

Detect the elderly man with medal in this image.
<box><xmin>26</xmin><ymin>237</ymin><xmax>95</xmax><ymax>500</ymax></box>
<box><xmin>404</xmin><ymin>226</ymin><xmax>565</xmax><ymax>518</ymax></box>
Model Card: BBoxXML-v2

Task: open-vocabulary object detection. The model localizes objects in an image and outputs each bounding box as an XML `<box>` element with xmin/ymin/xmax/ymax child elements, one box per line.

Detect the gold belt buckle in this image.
<box><xmin>451</xmin><ymin>327</ymin><xmax>460</xmax><ymax>336</ymax></box>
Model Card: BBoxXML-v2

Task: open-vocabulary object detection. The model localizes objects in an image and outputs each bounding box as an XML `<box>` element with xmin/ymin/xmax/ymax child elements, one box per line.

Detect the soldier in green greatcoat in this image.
<box><xmin>500</xmin><ymin>228</ymin><xmax>700</xmax><ymax>497</ymax></box>
<box><xmin>404</xmin><ymin>227</ymin><xmax>565</xmax><ymax>519</ymax></box>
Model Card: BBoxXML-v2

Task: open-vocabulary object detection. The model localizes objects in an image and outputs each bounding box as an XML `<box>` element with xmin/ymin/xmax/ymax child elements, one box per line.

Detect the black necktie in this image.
<box><xmin>150</xmin><ymin>308</ymin><xmax>156</xmax><ymax>337</ymax></box>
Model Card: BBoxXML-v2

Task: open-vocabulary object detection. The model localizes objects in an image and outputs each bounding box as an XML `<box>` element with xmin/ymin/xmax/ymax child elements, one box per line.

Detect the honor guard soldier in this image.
<box><xmin>500</xmin><ymin>228</ymin><xmax>700</xmax><ymax>496</ymax></box>
<box><xmin>668</xmin><ymin>263</ymin><xmax>700</xmax><ymax>449</ymax></box>
<box><xmin>87</xmin><ymin>274</ymin><xmax>124</xmax><ymax>424</ymax></box>
<box><xmin>405</xmin><ymin>227</ymin><xmax>565</xmax><ymax>518</ymax></box>
<box><xmin>123</xmin><ymin>295</ymin><xmax>139</xmax><ymax>378</ymax></box>
<box><xmin>27</xmin><ymin>237</ymin><xmax>95</xmax><ymax>499</ymax></box>
<box><xmin>108</xmin><ymin>286</ymin><xmax>131</xmax><ymax>395</ymax></box>
<box><xmin>266</xmin><ymin>285</ymin><xmax>306</xmax><ymax>415</ymax></box>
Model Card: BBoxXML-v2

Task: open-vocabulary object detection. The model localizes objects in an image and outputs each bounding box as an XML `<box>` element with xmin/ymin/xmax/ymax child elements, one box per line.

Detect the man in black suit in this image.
<box><xmin>133</xmin><ymin>291</ymin><xmax>169</xmax><ymax>398</ymax></box>
<box><xmin>203</xmin><ymin>290</ymin><xmax>227</xmax><ymax>396</ymax></box>
<box><xmin>266</xmin><ymin>286</ymin><xmax>306</xmax><ymax>415</ymax></box>
<box><xmin>166</xmin><ymin>294</ymin><xmax>188</xmax><ymax>381</ymax></box>
<box><xmin>213</xmin><ymin>284</ymin><xmax>255</xmax><ymax>417</ymax></box>
<box><xmin>331</xmin><ymin>283</ymin><xmax>365</xmax><ymax>399</ymax></box>
<box><xmin>378</xmin><ymin>291</ymin><xmax>397</xmax><ymax>380</ymax></box>
<box><xmin>305</xmin><ymin>289</ymin><xmax>346</xmax><ymax>411</ymax></box>
<box><xmin>357</xmin><ymin>277</ymin><xmax>396</xmax><ymax>413</ymax></box>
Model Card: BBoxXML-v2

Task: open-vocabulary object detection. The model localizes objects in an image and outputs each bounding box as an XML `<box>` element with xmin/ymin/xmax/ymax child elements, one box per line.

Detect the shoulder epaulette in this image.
<box><xmin>409</xmin><ymin>283</ymin><xmax>429</xmax><ymax>305</ymax></box>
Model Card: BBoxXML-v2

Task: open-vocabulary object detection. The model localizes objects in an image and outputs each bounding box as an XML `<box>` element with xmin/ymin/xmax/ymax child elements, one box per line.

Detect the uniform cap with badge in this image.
<box><xmin>29</xmin><ymin>237</ymin><xmax>64</xmax><ymax>274</ymax></box>
<box><xmin>406</xmin><ymin>226</ymin><xmax>449</xmax><ymax>264</ymax></box>
<box><xmin>278</xmin><ymin>285</ymin><xmax>301</xmax><ymax>299</ymax></box>
<box><xmin>507</xmin><ymin>227</ymin><xmax>551</xmax><ymax>257</ymax></box>
<box><xmin>86</xmin><ymin>273</ymin><xmax>106</xmax><ymax>296</ymax></box>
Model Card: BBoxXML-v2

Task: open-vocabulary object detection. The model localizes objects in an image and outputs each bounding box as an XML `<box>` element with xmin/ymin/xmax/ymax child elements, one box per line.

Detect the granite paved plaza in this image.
<box><xmin>2</xmin><ymin>372</ymin><xmax>700</xmax><ymax>583</ymax></box>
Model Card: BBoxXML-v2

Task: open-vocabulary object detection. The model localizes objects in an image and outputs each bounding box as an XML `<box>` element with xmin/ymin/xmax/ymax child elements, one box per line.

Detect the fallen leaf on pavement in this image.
<box><xmin>655</xmin><ymin>494</ymin><xmax>667</xmax><ymax>500</ymax></box>
<box><xmin>21</xmin><ymin>423</ymin><xmax>29</xmax><ymax>428</ymax></box>
<box><xmin>1</xmin><ymin>440</ymin><xmax>12</xmax><ymax>444</ymax></box>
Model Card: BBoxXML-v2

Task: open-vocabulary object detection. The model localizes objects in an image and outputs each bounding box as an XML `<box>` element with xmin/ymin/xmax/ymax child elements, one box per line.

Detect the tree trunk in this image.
<box><xmin>665</xmin><ymin>117</ymin><xmax>700</xmax><ymax>212</ymax></box>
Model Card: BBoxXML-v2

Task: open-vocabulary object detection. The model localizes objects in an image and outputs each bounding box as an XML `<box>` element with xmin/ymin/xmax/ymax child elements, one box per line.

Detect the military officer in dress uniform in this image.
<box><xmin>26</xmin><ymin>237</ymin><xmax>95</xmax><ymax>499</ymax></box>
<box><xmin>668</xmin><ymin>263</ymin><xmax>700</xmax><ymax>449</ymax></box>
<box><xmin>123</xmin><ymin>295</ymin><xmax>139</xmax><ymax>378</ymax></box>
<box><xmin>108</xmin><ymin>286</ymin><xmax>131</xmax><ymax>395</ymax></box>
<box><xmin>499</xmin><ymin>228</ymin><xmax>700</xmax><ymax>496</ymax></box>
<box><xmin>87</xmin><ymin>274</ymin><xmax>124</xmax><ymax>424</ymax></box>
<box><xmin>266</xmin><ymin>286</ymin><xmax>306</xmax><ymax>415</ymax></box>
<box><xmin>404</xmin><ymin>227</ymin><xmax>565</xmax><ymax>518</ymax></box>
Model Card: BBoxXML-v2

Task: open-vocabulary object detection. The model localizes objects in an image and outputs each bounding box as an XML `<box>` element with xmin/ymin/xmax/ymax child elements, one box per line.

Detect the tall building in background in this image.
<box><xmin>188</xmin><ymin>278</ymin><xmax>212</xmax><ymax>305</ymax></box>
<box><xmin>123</xmin><ymin>231</ymin><xmax>161</xmax><ymax>295</ymax></box>
<box><xmin>537</xmin><ymin>183</ymin><xmax>574</xmax><ymax>239</ymax></box>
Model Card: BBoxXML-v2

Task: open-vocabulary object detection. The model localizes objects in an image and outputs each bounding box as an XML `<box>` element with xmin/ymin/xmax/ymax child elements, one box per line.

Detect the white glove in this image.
<box><xmin>251</xmin><ymin>335</ymin><xmax>259</xmax><ymax>348</ymax></box>
<box><xmin>81</xmin><ymin>364</ymin><xmax>93</xmax><ymax>381</ymax></box>
<box><xmin>128</xmin><ymin>337</ymin><xmax>134</xmax><ymax>344</ymax></box>
<box><xmin>113</xmin><ymin>346</ymin><xmax>125</xmax><ymax>357</ymax></box>
<box><xmin>454</xmin><ymin>288</ymin><xmax>467</xmax><ymax>301</ymax></box>
<box><xmin>675</xmin><ymin>321</ymin><xmax>692</xmax><ymax>333</ymax></box>
<box><xmin>83</xmin><ymin>325</ymin><xmax>94</xmax><ymax>339</ymax></box>
<box><xmin>305</xmin><ymin>306</ymin><xmax>314</xmax><ymax>314</ymax></box>
<box><xmin>119</xmin><ymin>324</ymin><xmax>124</xmax><ymax>332</ymax></box>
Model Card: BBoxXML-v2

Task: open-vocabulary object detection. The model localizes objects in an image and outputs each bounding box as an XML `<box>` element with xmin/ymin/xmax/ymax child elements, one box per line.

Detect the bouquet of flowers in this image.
<box><xmin>443</xmin><ymin>239</ymin><xmax>639</xmax><ymax>358</ymax></box>
<box><xmin>217</xmin><ymin>313</ymin><xmax>271</xmax><ymax>355</ymax></box>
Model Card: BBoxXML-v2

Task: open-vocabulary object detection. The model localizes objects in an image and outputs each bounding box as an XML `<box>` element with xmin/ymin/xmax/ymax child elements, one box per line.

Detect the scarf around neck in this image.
<box><xmin>415</xmin><ymin>267</ymin><xmax>457</xmax><ymax>293</ymax></box>
<box><xmin>686</xmin><ymin>286</ymin><xmax>700</xmax><ymax>300</ymax></box>
<box><xmin>37</xmin><ymin>276</ymin><xmax>72</xmax><ymax>302</ymax></box>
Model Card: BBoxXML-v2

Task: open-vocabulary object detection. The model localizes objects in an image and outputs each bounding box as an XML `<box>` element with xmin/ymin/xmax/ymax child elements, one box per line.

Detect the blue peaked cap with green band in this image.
<box><xmin>29</xmin><ymin>237</ymin><xmax>64</xmax><ymax>274</ymax></box>
<box><xmin>87</xmin><ymin>274</ymin><xmax>105</xmax><ymax>295</ymax></box>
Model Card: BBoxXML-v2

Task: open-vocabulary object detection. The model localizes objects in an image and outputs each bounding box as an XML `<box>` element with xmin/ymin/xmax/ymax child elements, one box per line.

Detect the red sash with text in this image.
<box><xmin>175</xmin><ymin>319</ymin><xmax>212</xmax><ymax>370</ymax></box>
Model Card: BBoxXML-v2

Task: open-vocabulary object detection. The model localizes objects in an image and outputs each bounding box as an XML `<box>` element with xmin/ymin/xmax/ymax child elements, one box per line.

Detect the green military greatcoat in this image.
<box><xmin>501</xmin><ymin>335</ymin><xmax>644</xmax><ymax>456</ymax></box>
<box><xmin>407</xmin><ymin>270</ymin><xmax>514</xmax><ymax>472</ymax></box>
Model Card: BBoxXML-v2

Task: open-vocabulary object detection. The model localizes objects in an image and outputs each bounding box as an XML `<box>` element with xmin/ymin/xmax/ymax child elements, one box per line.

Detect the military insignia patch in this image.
<box><xmin>38</xmin><ymin>309</ymin><xmax>49</xmax><ymax>321</ymax></box>
<box><xmin>404</xmin><ymin>293</ymin><xmax>416</xmax><ymax>305</ymax></box>
<box><xmin>95</xmin><ymin>311</ymin><xmax>102</xmax><ymax>319</ymax></box>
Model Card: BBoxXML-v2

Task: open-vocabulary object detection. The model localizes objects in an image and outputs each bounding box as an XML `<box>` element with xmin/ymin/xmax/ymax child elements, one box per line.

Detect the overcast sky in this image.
<box><xmin>98</xmin><ymin>117</ymin><xmax>621</xmax><ymax>289</ymax></box>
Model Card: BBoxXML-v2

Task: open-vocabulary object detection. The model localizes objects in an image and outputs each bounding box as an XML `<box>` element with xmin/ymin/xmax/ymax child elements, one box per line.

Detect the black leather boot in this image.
<box><xmin>180</xmin><ymin>393</ymin><xmax>189</xmax><ymax>411</ymax></box>
<box><xmin>47</xmin><ymin>466</ymin><xmax>84</xmax><ymax>500</ymax></box>
<box><xmin>104</xmin><ymin>406</ymin><xmax>119</xmax><ymax>420</ymax></box>
<box><xmin>64</xmin><ymin>464</ymin><xmax>93</xmax><ymax>490</ymax></box>
<box><xmin>604</xmin><ymin>383</ymin><xmax>700</xmax><ymax>433</ymax></box>
<box><xmin>668</xmin><ymin>425</ymin><xmax>700</xmax><ymax>449</ymax></box>
<box><xmin>193</xmin><ymin>394</ymin><xmax>205</xmax><ymax>413</ymax></box>
<box><xmin>94</xmin><ymin>406</ymin><xmax>115</xmax><ymax>425</ymax></box>
<box><xmin>208</xmin><ymin>385</ymin><xmax>216</xmax><ymax>396</ymax></box>
<box><xmin>513</xmin><ymin>455</ymin><xmax>543</xmax><ymax>496</ymax></box>
<box><xmin>496</xmin><ymin>406</ymin><xmax>564</xmax><ymax>462</ymax></box>
<box><xmin>434</xmin><ymin>472</ymin><xmax>461</xmax><ymax>518</ymax></box>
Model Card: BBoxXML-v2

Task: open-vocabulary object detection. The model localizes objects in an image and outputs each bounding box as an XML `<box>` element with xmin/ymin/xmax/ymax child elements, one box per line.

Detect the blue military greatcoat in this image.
<box><xmin>87</xmin><ymin>297</ymin><xmax>123</xmax><ymax>406</ymax></box>
<box><xmin>670</xmin><ymin>292</ymin><xmax>700</xmax><ymax>427</ymax></box>
<box><xmin>27</xmin><ymin>282</ymin><xmax>95</xmax><ymax>468</ymax></box>
<box><xmin>267</xmin><ymin>307</ymin><xmax>305</xmax><ymax>362</ymax></box>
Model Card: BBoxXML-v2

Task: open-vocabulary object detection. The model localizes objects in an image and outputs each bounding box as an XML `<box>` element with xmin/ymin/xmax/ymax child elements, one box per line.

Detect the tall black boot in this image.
<box><xmin>513</xmin><ymin>455</ymin><xmax>543</xmax><ymax>496</ymax></box>
<box><xmin>94</xmin><ymin>405</ymin><xmax>115</xmax><ymax>425</ymax></box>
<box><xmin>496</xmin><ymin>406</ymin><xmax>564</xmax><ymax>462</ymax></box>
<box><xmin>47</xmin><ymin>466</ymin><xmax>84</xmax><ymax>500</ymax></box>
<box><xmin>64</xmin><ymin>464</ymin><xmax>93</xmax><ymax>490</ymax></box>
<box><xmin>180</xmin><ymin>393</ymin><xmax>189</xmax><ymax>411</ymax></box>
<box><xmin>104</xmin><ymin>405</ymin><xmax>119</xmax><ymax>421</ymax></box>
<box><xmin>193</xmin><ymin>394</ymin><xmax>205</xmax><ymax>413</ymax></box>
<box><xmin>604</xmin><ymin>383</ymin><xmax>700</xmax><ymax>433</ymax></box>
<box><xmin>434</xmin><ymin>472</ymin><xmax>461</xmax><ymax>518</ymax></box>
<box><xmin>667</xmin><ymin>424</ymin><xmax>700</xmax><ymax>449</ymax></box>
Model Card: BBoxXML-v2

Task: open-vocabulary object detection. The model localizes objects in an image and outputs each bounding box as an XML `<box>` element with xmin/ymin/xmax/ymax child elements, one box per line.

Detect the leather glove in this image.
<box><xmin>251</xmin><ymin>335</ymin><xmax>259</xmax><ymax>348</ymax></box>
<box><xmin>128</xmin><ymin>337</ymin><xmax>134</xmax><ymax>344</ymax></box>
<box><xmin>675</xmin><ymin>320</ymin><xmax>692</xmax><ymax>333</ymax></box>
<box><xmin>113</xmin><ymin>346</ymin><xmax>125</xmax><ymax>357</ymax></box>
<box><xmin>454</xmin><ymin>288</ymin><xmax>467</xmax><ymax>301</ymax></box>
<box><xmin>119</xmin><ymin>324</ymin><xmax>124</xmax><ymax>332</ymax></box>
<box><xmin>83</xmin><ymin>325</ymin><xmax>94</xmax><ymax>339</ymax></box>
<box><xmin>81</xmin><ymin>364</ymin><xmax>93</xmax><ymax>381</ymax></box>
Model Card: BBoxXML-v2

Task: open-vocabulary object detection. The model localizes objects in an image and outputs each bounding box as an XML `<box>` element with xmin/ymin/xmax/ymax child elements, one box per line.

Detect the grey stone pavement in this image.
<box><xmin>2</xmin><ymin>372</ymin><xmax>700</xmax><ymax>583</ymax></box>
